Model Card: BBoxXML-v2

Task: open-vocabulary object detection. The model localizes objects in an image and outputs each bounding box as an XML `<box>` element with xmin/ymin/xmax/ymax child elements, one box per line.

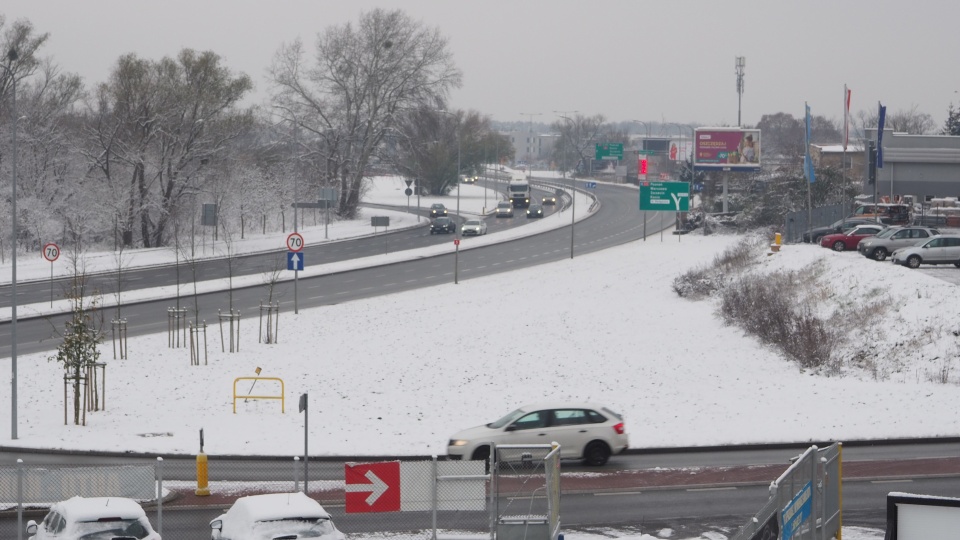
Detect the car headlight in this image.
<box><xmin>449</xmin><ymin>439</ymin><xmax>468</xmax><ymax>447</ymax></box>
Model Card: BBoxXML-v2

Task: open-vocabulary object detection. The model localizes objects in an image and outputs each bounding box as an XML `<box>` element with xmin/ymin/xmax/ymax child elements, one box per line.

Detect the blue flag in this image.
<box><xmin>877</xmin><ymin>102</ymin><xmax>887</xmax><ymax>168</ymax></box>
<box><xmin>804</xmin><ymin>103</ymin><xmax>815</xmax><ymax>183</ymax></box>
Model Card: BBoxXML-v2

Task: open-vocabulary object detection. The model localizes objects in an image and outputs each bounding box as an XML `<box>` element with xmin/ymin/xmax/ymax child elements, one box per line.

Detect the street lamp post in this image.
<box><xmin>519</xmin><ymin>112</ymin><xmax>542</xmax><ymax>179</ymax></box>
<box><xmin>438</xmin><ymin>110</ymin><xmax>461</xmax><ymax>284</ymax></box>
<box><xmin>555</xmin><ymin>111</ymin><xmax>578</xmax><ymax>259</ymax></box>
<box><xmin>3</xmin><ymin>48</ymin><xmax>19</xmax><ymax>440</ymax></box>
<box><xmin>735</xmin><ymin>56</ymin><xmax>746</xmax><ymax>127</ymax></box>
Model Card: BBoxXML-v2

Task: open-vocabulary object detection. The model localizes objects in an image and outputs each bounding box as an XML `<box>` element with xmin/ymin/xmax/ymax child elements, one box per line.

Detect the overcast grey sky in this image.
<box><xmin>4</xmin><ymin>0</ymin><xmax>959</xmax><ymax>133</ymax></box>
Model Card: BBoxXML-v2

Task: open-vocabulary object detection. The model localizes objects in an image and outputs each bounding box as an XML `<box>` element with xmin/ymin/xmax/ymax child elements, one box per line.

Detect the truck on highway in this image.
<box><xmin>508</xmin><ymin>173</ymin><xmax>531</xmax><ymax>208</ymax></box>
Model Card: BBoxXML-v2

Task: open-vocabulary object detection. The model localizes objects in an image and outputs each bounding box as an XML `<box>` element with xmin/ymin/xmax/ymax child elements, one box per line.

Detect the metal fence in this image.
<box><xmin>783</xmin><ymin>204</ymin><xmax>847</xmax><ymax>243</ymax></box>
<box><xmin>728</xmin><ymin>443</ymin><xmax>842</xmax><ymax>540</ymax></box>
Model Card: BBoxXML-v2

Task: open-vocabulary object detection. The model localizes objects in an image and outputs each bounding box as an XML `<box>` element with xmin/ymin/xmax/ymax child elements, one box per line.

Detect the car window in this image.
<box><xmin>511</xmin><ymin>411</ymin><xmax>548</xmax><ymax>430</ymax></box>
<box><xmin>552</xmin><ymin>409</ymin><xmax>589</xmax><ymax>426</ymax></box>
<box><xmin>931</xmin><ymin>229</ymin><xmax>941</xmax><ymax>235</ymax></box>
<box><xmin>927</xmin><ymin>238</ymin><xmax>943</xmax><ymax>247</ymax></box>
<box><xmin>949</xmin><ymin>238</ymin><xmax>960</xmax><ymax>247</ymax></box>
<box><xmin>892</xmin><ymin>231</ymin><xmax>907</xmax><ymax>239</ymax></box>
<box><xmin>875</xmin><ymin>228</ymin><xmax>897</xmax><ymax>239</ymax></box>
<box><xmin>914</xmin><ymin>230</ymin><xmax>929</xmax><ymax>238</ymax></box>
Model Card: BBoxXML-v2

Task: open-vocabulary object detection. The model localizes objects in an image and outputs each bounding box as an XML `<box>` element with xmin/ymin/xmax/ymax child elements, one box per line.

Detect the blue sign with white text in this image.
<box><xmin>287</xmin><ymin>251</ymin><xmax>304</xmax><ymax>271</ymax></box>
<box><xmin>585</xmin><ymin>181</ymin><xmax>597</xmax><ymax>189</ymax></box>
<box><xmin>780</xmin><ymin>481</ymin><xmax>812</xmax><ymax>540</ymax></box>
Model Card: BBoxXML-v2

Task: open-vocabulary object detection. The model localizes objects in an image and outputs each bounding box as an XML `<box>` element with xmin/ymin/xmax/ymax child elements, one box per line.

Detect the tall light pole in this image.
<box><xmin>735</xmin><ymin>56</ymin><xmax>746</xmax><ymax>127</ymax></box>
<box><xmin>2</xmin><ymin>48</ymin><xmax>19</xmax><ymax>440</ymax></box>
<box><xmin>438</xmin><ymin>110</ymin><xmax>461</xmax><ymax>284</ymax></box>
<box><xmin>555</xmin><ymin>111</ymin><xmax>578</xmax><ymax>259</ymax></box>
<box><xmin>519</xmin><ymin>112</ymin><xmax>542</xmax><ymax>179</ymax></box>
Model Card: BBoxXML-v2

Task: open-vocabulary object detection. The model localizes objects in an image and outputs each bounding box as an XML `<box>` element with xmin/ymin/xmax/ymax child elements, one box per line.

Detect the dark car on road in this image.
<box><xmin>430</xmin><ymin>203</ymin><xmax>447</xmax><ymax>218</ymax></box>
<box><xmin>526</xmin><ymin>204</ymin><xmax>545</xmax><ymax>219</ymax></box>
<box><xmin>430</xmin><ymin>216</ymin><xmax>456</xmax><ymax>234</ymax></box>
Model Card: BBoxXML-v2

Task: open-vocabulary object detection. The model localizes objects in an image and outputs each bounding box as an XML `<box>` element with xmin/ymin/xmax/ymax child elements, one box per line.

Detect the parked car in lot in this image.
<box><xmin>430</xmin><ymin>203</ymin><xmax>447</xmax><ymax>218</ymax></box>
<box><xmin>211</xmin><ymin>492</ymin><xmax>345</xmax><ymax>540</ymax></box>
<box><xmin>461</xmin><ymin>219</ymin><xmax>488</xmax><ymax>236</ymax></box>
<box><xmin>526</xmin><ymin>204</ymin><xmax>544</xmax><ymax>218</ymax></box>
<box><xmin>852</xmin><ymin>203</ymin><xmax>911</xmax><ymax>225</ymax></box>
<box><xmin>857</xmin><ymin>226</ymin><xmax>941</xmax><ymax>261</ymax></box>
<box><xmin>430</xmin><ymin>216</ymin><xmax>456</xmax><ymax>234</ymax></box>
<box><xmin>892</xmin><ymin>235</ymin><xmax>960</xmax><ymax>268</ymax></box>
<box><xmin>27</xmin><ymin>496</ymin><xmax>161</xmax><ymax>540</ymax></box>
<box><xmin>819</xmin><ymin>224</ymin><xmax>885</xmax><ymax>251</ymax></box>
<box><xmin>447</xmin><ymin>402</ymin><xmax>629</xmax><ymax>466</ymax></box>
<box><xmin>495</xmin><ymin>201</ymin><xmax>514</xmax><ymax>218</ymax></box>
<box><xmin>802</xmin><ymin>218</ymin><xmax>876</xmax><ymax>243</ymax></box>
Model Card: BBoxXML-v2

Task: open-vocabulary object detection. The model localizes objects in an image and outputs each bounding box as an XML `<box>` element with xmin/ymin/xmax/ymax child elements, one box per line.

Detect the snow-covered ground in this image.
<box><xmin>7</xmin><ymin>171</ymin><xmax>955</xmax><ymax>540</ymax></box>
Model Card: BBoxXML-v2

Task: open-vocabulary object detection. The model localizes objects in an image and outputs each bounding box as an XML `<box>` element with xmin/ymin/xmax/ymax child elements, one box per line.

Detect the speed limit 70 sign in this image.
<box><xmin>43</xmin><ymin>243</ymin><xmax>60</xmax><ymax>262</ymax></box>
<box><xmin>286</xmin><ymin>232</ymin><xmax>304</xmax><ymax>252</ymax></box>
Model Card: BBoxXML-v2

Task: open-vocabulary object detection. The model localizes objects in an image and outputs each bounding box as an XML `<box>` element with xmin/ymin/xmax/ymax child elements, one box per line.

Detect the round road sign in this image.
<box><xmin>454</xmin><ymin>239</ymin><xmax>460</xmax><ymax>246</ymax></box>
<box><xmin>404</xmin><ymin>188</ymin><xmax>413</xmax><ymax>196</ymax></box>
<box><xmin>286</xmin><ymin>232</ymin><xmax>305</xmax><ymax>252</ymax></box>
<box><xmin>43</xmin><ymin>243</ymin><xmax>60</xmax><ymax>262</ymax></box>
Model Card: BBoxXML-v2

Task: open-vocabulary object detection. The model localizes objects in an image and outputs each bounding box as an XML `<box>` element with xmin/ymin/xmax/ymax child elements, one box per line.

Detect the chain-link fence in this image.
<box><xmin>0</xmin><ymin>449</ymin><xmax>568</xmax><ymax>540</ymax></box>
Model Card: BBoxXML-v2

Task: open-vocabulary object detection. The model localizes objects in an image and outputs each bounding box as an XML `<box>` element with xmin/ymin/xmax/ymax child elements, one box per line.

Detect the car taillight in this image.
<box><xmin>613</xmin><ymin>422</ymin><xmax>625</xmax><ymax>435</ymax></box>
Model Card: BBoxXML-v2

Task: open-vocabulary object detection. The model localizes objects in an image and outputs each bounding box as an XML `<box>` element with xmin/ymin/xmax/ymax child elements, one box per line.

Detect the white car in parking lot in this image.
<box><xmin>211</xmin><ymin>492</ymin><xmax>345</xmax><ymax>540</ymax></box>
<box><xmin>892</xmin><ymin>235</ymin><xmax>960</xmax><ymax>268</ymax></box>
<box><xmin>447</xmin><ymin>402</ymin><xmax>629</xmax><ymax>466</ymax></box>
<box><xmin>27</xmin><ymin>496</ymin><xmax>161</xmax><ymax>540</ymax></box>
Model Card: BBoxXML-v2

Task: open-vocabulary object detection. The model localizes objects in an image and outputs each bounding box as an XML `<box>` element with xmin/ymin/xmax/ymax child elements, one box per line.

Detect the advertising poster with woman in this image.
<box><xmin>693</xmin><ymin>128</ymin><xmax>762</xmax><ymax>170</ymax></box>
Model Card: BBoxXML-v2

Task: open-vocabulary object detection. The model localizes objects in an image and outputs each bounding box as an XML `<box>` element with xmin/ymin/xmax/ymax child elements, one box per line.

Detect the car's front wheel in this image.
<box><xmin>907</xmin><ymin>255</ymin><xmax>922</xmax><ymax>269</ymax></box>
<box><xmin>871</xmin><ymin>247</ymin><xmax>888</xmax><ymax>261</ymax></box>
<box><xmin>583</xmin><ymin>441</ymin><xmax>611</xmax><ymax>466</ymax></box>
<box><xmin>832</xmin><ymin>241</ymin><xmax>845</xmax><ymax>252</ymax></box>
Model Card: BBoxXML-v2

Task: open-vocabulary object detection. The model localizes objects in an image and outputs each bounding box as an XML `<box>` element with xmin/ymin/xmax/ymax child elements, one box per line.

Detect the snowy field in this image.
<box><xmin>4</xmin><ymin>173</ymin><xmax>953</xmax><ymax>539</ymax></box>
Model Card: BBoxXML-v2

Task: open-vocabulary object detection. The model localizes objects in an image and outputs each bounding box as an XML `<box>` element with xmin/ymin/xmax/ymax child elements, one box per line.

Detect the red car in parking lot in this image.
<box><xmin>819</xmin><ymin>224</ymin><xmax>885</xmax><ymax>251</ymax></box>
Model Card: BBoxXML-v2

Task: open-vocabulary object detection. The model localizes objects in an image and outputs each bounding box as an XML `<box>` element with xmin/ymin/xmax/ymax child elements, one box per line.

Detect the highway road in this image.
<box><xmin>0</xmin><ymin>181</ymin><xmax>672</xmax><ymax>359</ymax></box>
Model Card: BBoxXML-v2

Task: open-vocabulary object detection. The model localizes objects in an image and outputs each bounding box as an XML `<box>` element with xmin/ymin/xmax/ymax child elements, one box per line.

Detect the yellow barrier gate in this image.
<box><xmin>232</xmin><ymin>376</ymin><xmax>285</xmax><ymax>413</ymax></box>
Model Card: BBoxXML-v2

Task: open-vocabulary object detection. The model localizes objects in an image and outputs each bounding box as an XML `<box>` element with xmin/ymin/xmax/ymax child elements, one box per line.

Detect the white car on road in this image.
<box><xmin>447</xmin><ymin>402</ymin><xmax>629</xmax><ymax>466</ymax></box>
<box><xmin>461</xmin><ymin>219</ymin><xmax>488</xmax><ymax>236</ymax></box>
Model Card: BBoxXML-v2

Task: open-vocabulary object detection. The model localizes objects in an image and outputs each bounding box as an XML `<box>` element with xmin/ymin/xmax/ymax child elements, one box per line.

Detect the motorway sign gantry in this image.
<box><xmin>639</xmin><ymin>181</ymin><xmax>690</xmax><ymax>212</ymax></box>
<box><xmin>595</xmin><ymin>142</ymin><xmax>623</xmax><ymax>161</ymax></box>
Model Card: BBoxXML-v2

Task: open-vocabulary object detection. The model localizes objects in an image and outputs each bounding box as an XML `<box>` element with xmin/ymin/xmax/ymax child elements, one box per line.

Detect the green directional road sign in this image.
<box><xmin>639</xmin><ymin>181</ymin><xmax>690</xmax><ymax>212</ymax></box>
<box><xmin>595</xmin><ymin>143</ymin><xmax>624</xmax><ymax>161</ymax></box>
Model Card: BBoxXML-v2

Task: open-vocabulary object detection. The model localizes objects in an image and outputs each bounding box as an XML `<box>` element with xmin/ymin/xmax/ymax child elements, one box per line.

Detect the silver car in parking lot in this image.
<box><xmin>892</xmin><ymin>235</ymin><xmax>960</xmax><ymax>268</ymax></box>
<box><xmin>857</xmin><ymin>226</ymin><xmax>941</xmax><ymax>261</ymax></box>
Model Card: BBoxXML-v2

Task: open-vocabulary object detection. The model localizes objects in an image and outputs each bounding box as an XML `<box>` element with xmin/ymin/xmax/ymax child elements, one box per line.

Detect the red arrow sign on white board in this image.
<box><xmin>346</xmin><ymin>469</ymin><xmax>388</xmax><ymax>506</ymax></box>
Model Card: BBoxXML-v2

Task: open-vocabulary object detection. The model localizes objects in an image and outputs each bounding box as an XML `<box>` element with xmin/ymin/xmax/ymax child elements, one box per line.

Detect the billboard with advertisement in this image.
<box><xmin>668</xmin><ymin>139</ymin><xmax>694</xmax><ymax>162</ymax></box>
<box><xmin>693</xmin><ymin>128</ymin><xmax>761</xmax><ymax>171</ymax></box>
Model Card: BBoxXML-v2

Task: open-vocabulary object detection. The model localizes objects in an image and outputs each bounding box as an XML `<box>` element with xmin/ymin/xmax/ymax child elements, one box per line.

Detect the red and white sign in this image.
<box><xmin>42</xmin><ymin>243</ymin><xmax>60</xmax><ymax>262</ymax></box>
<box><xmin>286</xmin><ymin>232</ymin><xmax>304</xmax><ymax>252</ymax></box>
<box><xmin>345</xmin><ymin>461</ymin><xmax>400</xmax><ymax>513</ymax></box>
<box><xmin>454</xmin><ymin>239</ymin><xmax>460</xmax><ymax>246</ymax></box>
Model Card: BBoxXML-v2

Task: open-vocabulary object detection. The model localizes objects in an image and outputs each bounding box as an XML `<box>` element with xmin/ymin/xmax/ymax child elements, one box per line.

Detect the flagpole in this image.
<box><xmin>842</xmin><ymin>85</ymin><xmax>848</xmax><ymax>208</ymax></box>
<box><xmin>805</xmin><ymin>102</ymin><xmax>812</xmax><ymax>230</ymax></box>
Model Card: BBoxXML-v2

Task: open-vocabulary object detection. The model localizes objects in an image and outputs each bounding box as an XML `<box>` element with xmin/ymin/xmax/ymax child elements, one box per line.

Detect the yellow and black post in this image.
<box><xmin>196</xmin><ymin>428</ymin><xmax>210</xmax><ymax>496</ymax></box>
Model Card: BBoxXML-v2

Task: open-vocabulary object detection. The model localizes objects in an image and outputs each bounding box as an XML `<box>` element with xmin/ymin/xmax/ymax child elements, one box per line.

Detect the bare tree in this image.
<box><xmin>851</xmin><ymin>104</ymin><xmax>935</xmax><ymax>139</ymax></box>
<box><xmin>84</xmin><ymin>49</ymin><xmax>253</xmax><ymax>248</ymax></box>
<box><xmin>550</xmin><ymin>114</ymin><xmax>606</xmax><ymax>176</ymax></box>
<box><xmin>269</xmin><ymin>8</ymin><xmax>462</xmax><ymax>218</ymax></box>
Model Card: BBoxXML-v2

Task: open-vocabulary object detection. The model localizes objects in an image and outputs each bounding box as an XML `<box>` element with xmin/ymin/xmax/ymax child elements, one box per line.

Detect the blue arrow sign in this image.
<box><xmin>585</xmin><ymin>181</ymin><xmax>598</xmax><ymax>189</ymax></box>
<box><xmin>287</xmin><ymin>251</ymin><xmax>304</xmax><ymax>271</ymax></box>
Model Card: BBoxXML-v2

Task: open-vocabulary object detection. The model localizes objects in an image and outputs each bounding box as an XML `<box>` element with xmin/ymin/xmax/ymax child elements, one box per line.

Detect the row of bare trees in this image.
<box><xmin>0</xmin><ymin>9</ymin><xmax>510</xmax><ymax>258</ymax></box>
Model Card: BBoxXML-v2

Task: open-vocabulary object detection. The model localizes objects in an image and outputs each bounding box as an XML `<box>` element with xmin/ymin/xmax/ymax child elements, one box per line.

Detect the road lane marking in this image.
<box><xmin>594</xmin><ymin>491</ymin><xmax>643</xmax><ymax>496</ymax></box>
<box><xmin>871</xmin><ymin>479</ymin><xmax>913</xmax><ymax>484</ymax></box>
<box><xmin>687</xmin><ymin>487</ymin><xmax>737</xmax><ymax>492</ymax></box>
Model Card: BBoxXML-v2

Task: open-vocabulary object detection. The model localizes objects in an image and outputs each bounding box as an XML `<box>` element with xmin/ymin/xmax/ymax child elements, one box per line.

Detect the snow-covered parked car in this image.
<box><xmin>27</xmin><ymin>496</ymin><xmax>161</xmax><ymax>540</ymax></box>
<box><xmin>210</xmin><ymin>492</ymin><xmax>345</xmax><ymax>540</ymax></box>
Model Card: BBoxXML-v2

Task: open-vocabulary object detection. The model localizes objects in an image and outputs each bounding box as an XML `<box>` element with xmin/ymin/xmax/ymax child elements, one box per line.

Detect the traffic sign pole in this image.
<box><xmin>287</xmin><ymin>233</ymin><xmax>304</xmax><ymax>315</ymax></box>
<box><xmin>42</xmin><ymin>243</ymin><xmax>60</xmax><ymax>307</ymax></box>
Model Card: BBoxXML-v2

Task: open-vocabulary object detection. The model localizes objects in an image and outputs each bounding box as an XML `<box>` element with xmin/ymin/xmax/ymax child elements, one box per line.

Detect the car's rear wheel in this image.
<box><xmin>583</xmin><ymin>441</ymin><xmax>611</xmax><ymax>466</ymax></box>
<box><xmin>871</xmin><ymin>247</ymin><xmax>888</xmax><ymax>261</ymax></box>
<box><xmin>907</xmin><ymin>255</ymin><xmax>922</xmax><ymax>269</ymax></box>
<box><xmin>832</xmin><ymin>241</ymin><xmax>845</xmax><ymax>252</ymax></box>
